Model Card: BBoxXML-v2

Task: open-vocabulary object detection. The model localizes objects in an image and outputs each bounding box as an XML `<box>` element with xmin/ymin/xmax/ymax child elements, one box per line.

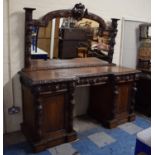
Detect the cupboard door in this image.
<box><xmin>116</xmin><ymin>83</ymin><xmax>132</xmax><ymax>121</ymax></box>
<box><xmin>42</xmin><ymin>94</ymin><xmax>65</xmax><ymax>135</ymax></box>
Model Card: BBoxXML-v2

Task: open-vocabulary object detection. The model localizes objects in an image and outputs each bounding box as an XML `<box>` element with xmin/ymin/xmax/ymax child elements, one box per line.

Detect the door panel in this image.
<box><xmin>42</xmin><ymin>94</ymin><xmax>65</xmax><ymax>133</ymax></box>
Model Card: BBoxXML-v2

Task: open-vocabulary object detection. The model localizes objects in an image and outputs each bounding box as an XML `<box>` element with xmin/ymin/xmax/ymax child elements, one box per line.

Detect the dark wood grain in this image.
<box><xmin>24</xmin><ymin>3</ymin><xmax>108</xmax><ymax>68</ymax></box>
<box><xmin>20</xmin><ymin>61</ymin><xmax>140</xmax><ymax>152</ymax></box>
<box><xmin>24</xmin><ymin>3</ymin><xmax>119</xmax><ymax>68</ymax></box>
<box><xmin>24</xmin><ymin>8</ymin><xmax>36</xmax><ymax>68</ymax></box>
<box><xmin>23</xmin><ymin>57</ymin><xmax>112</xmax><ymax>71</ymax></box>
<box><xmin>22</xmin><ymin>3</ymin><xmax>139</xmax><ymax>152</ymax></box>
<box><xmin>21</xmin><ymin>65</ymin><xmax>140</xmax><ymax>85</ymax></box>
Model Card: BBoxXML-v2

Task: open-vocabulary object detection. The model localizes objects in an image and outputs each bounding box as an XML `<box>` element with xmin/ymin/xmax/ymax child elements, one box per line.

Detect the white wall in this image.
<box><xmin>120</xmin><ymin>20</ymin><xmax>145</xmax><ymax>69</ymax></box>
<box><xmin>3</xmin><ymin>0</ymin><xmax>151</xmax><ymax>132</ymax></box>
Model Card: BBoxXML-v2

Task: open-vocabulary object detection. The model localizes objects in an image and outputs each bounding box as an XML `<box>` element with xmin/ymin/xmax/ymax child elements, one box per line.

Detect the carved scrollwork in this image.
<box><xmin>77</xmin><ymin>76</ymin><xmax>109</xmax><ymax>86</ymax></box>
<box><xmin>71</xmin><ymin>3</ymin><xmax>87</xmax><ymax>21</ymax></box>
<box><xmin>32</xmin><ymin>82</ymin><xmax>68</xmax><ymax>95</ymax></box>
<box><xmin>115</xmin><ymin>74</ymin><xmax>136</xmax><ymax>83</ymax></box>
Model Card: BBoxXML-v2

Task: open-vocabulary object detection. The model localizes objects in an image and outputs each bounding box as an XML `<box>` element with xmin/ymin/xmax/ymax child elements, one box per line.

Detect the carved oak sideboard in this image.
<box><xmin>19</xmin><ymin>3</ymin><xmax>140</xmax><ymax>152</ymax></box>
<box><xmin>20</xmin><ymin>58</ymin><xmax>140</xmax><ymax>152</ymax></box>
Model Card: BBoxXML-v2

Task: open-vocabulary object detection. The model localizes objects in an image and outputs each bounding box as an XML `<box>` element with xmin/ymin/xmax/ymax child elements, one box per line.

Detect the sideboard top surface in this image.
<box><xmin>20</xmin><ymin>65</ymin><xmax>140</xmax><ymax>85</ymax></box>
<box><xmin>26</xmin><ymin>57</ymin><xmax>111</xmax><ymax>71</ymax></box>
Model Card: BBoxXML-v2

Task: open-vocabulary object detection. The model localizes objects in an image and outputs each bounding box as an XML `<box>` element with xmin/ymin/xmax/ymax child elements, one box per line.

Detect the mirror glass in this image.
<box><xmin>31</xmin><ymin>17</ymin><xmax>111</xmax><ymax>60</ymax></box>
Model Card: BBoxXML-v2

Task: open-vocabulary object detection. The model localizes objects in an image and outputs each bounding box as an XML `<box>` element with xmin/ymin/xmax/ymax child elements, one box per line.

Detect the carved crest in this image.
<box><xmin>71</xmin><ymin>3</ymin><xmax>87</xmax><ymax>21</ymax></box>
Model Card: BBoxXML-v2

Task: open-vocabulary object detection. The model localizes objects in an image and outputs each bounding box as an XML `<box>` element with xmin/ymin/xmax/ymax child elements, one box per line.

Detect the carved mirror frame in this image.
<box><xmin>24</xmin><ymin>3</ymin><xmax>119</xmax><ymax>68</ymax></box>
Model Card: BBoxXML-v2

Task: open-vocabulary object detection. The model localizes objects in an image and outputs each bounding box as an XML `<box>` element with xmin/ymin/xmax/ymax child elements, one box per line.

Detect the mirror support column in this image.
<box><xmin>108</xmin><ymin>18</ymin><xmax>119</xmax><ymax>63</ymax></box>
<box><xmin>24</xmin><ymin>8</ymin><xmax>36</xmax><ymax>68</ymax></box>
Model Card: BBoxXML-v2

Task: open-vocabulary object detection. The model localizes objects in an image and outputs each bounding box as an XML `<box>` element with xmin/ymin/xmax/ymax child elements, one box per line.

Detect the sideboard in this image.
<box><xmin>20</xmin><ymin>3</ymin><xmax>140</xmax><ymax>152</ymax></box>
<box><xmin>20</xmin><ymin>58</ymin><xmax>140</xmax><ymax>152</ymax></box>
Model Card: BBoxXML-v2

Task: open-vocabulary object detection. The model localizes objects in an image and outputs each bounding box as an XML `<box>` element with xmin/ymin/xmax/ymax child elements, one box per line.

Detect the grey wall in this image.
<box><xmin>120</xmin><ymin>20</ymin><xmax>145</xmax><ymax>68</ymax></box>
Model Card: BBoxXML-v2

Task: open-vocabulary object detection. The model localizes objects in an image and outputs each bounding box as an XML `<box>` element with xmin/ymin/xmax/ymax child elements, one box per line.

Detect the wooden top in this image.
<box><xmin>20</xmin><ymin>65</ymin><xmax>140</xmax><ymax>85</ymax></box>
<box><xmin>26</xmin><ymin>57</ymin><xmax>111</xmax><ymax>71</ymax></box>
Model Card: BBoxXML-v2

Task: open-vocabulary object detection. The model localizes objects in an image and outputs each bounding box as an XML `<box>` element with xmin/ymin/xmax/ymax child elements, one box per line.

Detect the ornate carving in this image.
<box><xmin>32</xmin><ymin>4</ymin><xmax>106</xmax><ymax>29</ymax></box>
<box><xmin>129</xmin><ymin>82</ymin><xmax>137</xmax><ymax>115</ymax></box>
<box><xmin>31</xmin><ymin>4</ymin><xmax>106</xmax><ymax>31</ymax></box>
<box><xmin>23</xmin><ymin>4</ymin><xmax>109</xmax><ymax>68</ymax></box>
<box><xmin>77</xmin><ymin>74</ymin><xmax>138</xmax><ymax>87</ymax></box>
<box><xmin>108</xmin><ymin>18</ymin><xmax>119</xmax><ymax>63</ymax></box>
<box><xmin>71</xmin><ymin>3</ymin><xmax>87</xmax><ymax>21</ymax></box>
<box><xmin>32</xmin><ymin>82</ymin><xmax>68</xmax><ymax>95</ymax></box>
<box><xmin>67</xmin><ymin>81</ymin><xmax>76</xmax><ymax>132</ymax></box>
<box><xmin>109</xmin><ymin>75</ymin><xmax>119</xmax><ymax>119</ymax></box>
<box><xmin>20</xmin><ymin>65</ymin><xmax>140</xmax><ymax>151</ymax></box>
<box><xmin>24</xmin><ymin>8</ymin><xmax>36</xmax><ymax>68</ymax></box>
<box><xmin>77</xmin><ymin>76</ymin><xmax>109</xmax><ymax>86</ymax></box>
<box><xmin>115</xmin><ymin>74</ymin><xmax>137</xmax><ymax>83</ymax></box>
<box><xmin>35</xmin><ymin>97</ymin><xmax>43</xmax><ymax>139</ymax></box>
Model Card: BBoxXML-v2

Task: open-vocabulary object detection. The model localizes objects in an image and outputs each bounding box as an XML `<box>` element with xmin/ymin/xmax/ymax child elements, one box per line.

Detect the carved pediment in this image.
<box><xmin>71</xmin><ymin>3</ymin><xmax>87</xmax><ymax>21</ymax></box>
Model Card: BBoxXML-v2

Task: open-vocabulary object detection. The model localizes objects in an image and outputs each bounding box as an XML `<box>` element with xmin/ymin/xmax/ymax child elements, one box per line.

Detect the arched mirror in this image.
<box><xmin>32</xmin><ymin>18</ymin><xmax>107</xmax><ymax>59</ymax></box>
<box><xmin>24</xmin><ymin>3</ymin><xmax>119</xmax><ymax>68</ymax></box>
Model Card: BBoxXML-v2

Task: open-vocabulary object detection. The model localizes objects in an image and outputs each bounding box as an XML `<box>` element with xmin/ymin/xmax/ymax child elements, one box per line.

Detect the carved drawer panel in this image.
<box><xmin>77</xmin><ymin>76</ymin><xmax>109</xmax><ymax>86</ymax></box>
<box><xmin>32</xmin><ymin>83</ymin><xmax>68</xmax><ymax>95</ymax></box>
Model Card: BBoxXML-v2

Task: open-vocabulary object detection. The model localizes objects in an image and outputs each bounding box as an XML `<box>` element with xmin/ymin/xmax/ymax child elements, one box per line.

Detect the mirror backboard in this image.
<box><xmin>24</xmin><ymin>3</ymin><xmax>119</xmax><ymax>68</ymax></box>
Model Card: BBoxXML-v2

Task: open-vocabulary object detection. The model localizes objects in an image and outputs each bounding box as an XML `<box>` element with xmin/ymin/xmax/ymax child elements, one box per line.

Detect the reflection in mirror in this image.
<box><xmin>31</xmin><ymin>17</ymin><xmax>111</xmax><ymax>60</ymax></box>
<box><xmin>59</xmin><ymin>18</ymin><xmax>98</xmax><ymax>59</ymax></box>
<box><xmin>31</xmin><ymin>22</ymin><xmax>51</xmax><ymax>60</ymax></box>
